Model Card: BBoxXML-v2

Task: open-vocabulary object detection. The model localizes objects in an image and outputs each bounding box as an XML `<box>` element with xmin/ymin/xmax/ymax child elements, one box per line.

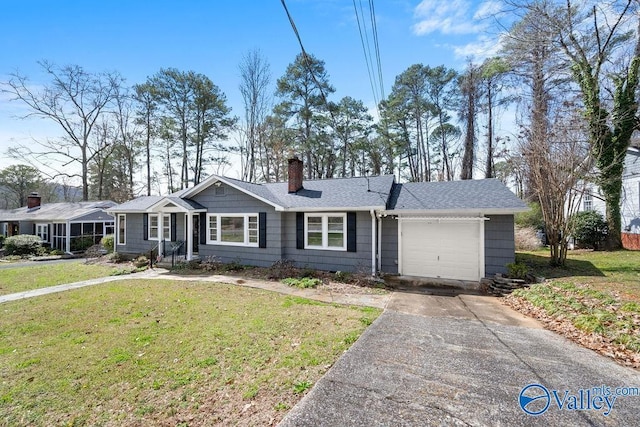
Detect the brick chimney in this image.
<box><xmin>27</xmin><ymin>192</ymin><xmax>41</xmax><ymax>209</ymax></box>
<box><xmin>288</xmin><ymin>157</ymin><xmax>304</xmax><ymax>193</ymax></box>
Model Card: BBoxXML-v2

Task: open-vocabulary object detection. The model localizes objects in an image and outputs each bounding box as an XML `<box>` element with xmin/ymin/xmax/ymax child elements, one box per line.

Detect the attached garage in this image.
<box><xmin>399</xmin><ymin>217</ymin><xmax>485</xmax><ymax>281</ymax></box>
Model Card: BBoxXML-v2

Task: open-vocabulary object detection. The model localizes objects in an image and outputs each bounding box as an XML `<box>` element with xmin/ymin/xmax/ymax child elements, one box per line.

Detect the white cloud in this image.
<box><xmin>412</xmin><ymin>0</ymin><xmax>483</xmax><ymax>35</ymax></box>
<box><xmin>473</xmin><ymin>0</ymin><xmax>502</xmax><ymax>20</ymax></box>
<box><xmin>453</xmin><ymin>34</ymin><xmax>502</xmax><ymax>60</ymax></box>
<box><xmin>411</xmin><ymin>0</ymin><xmax>503</xmax><ymax>36</ymax></box>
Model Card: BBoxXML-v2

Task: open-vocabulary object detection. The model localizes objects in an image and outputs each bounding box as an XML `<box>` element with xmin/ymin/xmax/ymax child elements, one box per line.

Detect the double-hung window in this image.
<box><xmin>149</xmin><ymin>214</ymin><xmax>171</xmax><ymax>240</ymax></box>
<box><xmin>117</xmin><ymin>214</ymin><xmax>126</xmax><ymax>245</ymax></box>
<box><xmin>583</xmin><ymin>193</ymin><xmax>593</xmax><ymax>211</ymax></box>
<box><xmin>305</xmin><ymin>213</ymin><xmax>346</xmax><ymax>250</ymax></box>
<box><xmin>207</xmin><ymin>214</ymin><xmax>259</xmax><ymax>246</ymax></box>
<box><xmin>35</xmin><ymin>224</ymin><xmax>49</xmax><ymax>243</ymax></box>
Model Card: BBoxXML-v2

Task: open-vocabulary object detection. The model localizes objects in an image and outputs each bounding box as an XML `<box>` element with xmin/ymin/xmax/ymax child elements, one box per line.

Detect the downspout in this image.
<box><xmin>370</xmin><ymin>209</ymin><xmax>376</xmax><ymax>276</ymax></box>
<box><xmin>377</xmin><ymin>212</ymin><xmax>382</xmax><ymax>272</ymax></box>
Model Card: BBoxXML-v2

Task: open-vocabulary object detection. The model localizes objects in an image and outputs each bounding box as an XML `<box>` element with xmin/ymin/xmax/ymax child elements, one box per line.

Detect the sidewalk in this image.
<box><xmin>0</xmin><ymin>267</ymin><xmax>391</xmax><ymax>309</ymax></box>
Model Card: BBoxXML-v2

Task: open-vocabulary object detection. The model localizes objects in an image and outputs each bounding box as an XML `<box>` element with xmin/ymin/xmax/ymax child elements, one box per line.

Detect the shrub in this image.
<box><xmin>84</xmin><ymin>244</ymin><xmax>104</xmax><ymax>259</ymax></box>
<box><xmin>200</xmin><ymin>255</ymin><xmax>223</xmax><ymax>272</ymax></box>
<box><xmin>101</xmin><ymin>234</ymin><xmax>114</xmax><ymax>253</ymax></box>
<box><xmin>71</xmin><ymin>235</ymin><xmax>94</xmax><ymax>252</ymax></box>
<box><xmin>334</xmin><ymin>270</ymin><xmax>353</xmax><ymax>283</ymax></box>
<box><xmin>506</xmin><ymin>262</ymin><xmax>529</xmax><ymax>279</ymax></box>
<box><xmin>50</xmin><ymin>249</ymin><xmax>65</xmax><ymax>256</ymax></box>
<box><xmin>569</xmin><ymin>210</ymin><xmax>608</xmax><ymax>249</ymax></box>
<box><xmin>267</xmin><ymin>259</ymin><xmax>297</xmax><ymax>280</ymax></box>
<box><xmin>515</xmin><ymin>202</ymin><xmax>544</xmax><ymax>230</ymax></box>
<box><xmin>282</xmin><ymin>277</ymin><xmax>322</xmax><ymax>289</ymax></box>
<box><xmin>106</xmin><ymin>251</ymin><xmax>124</xmax><ymax>263</ymax></box>
<box><xmin>221</xmin><ymin>259</ymin><xmax>245</xmax><ymax>272</ymax></box>
<box><xmin>133</xmin><ymin>255</ymin><xmax>149</xmax><ymax>268</ymax></box>
<box><xmin>515</xmin><ymin>226</ymin><xmax>543</xmax><ymax>251</ymax></box>
<box><xmin>4</xmin><ymin>234</ymin><xmax>43</xmax><ymax>256</ymax></box>
<box><xmin>0</xmin><ymin>235</ymin><xmax>5</xmax><ymax>248</ymax></box>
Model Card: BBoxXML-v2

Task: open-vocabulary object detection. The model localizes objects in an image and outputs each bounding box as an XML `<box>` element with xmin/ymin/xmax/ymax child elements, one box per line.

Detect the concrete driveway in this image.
<box><xmin>280</xmin><ymin>290</ymin><xmax>640</xmax><ymax>426</ymax></box>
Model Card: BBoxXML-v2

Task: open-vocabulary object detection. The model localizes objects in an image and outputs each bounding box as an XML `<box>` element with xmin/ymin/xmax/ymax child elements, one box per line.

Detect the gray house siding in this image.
<box><xmin>74</xmin><ymin>211</ymin><xmax>114</xmax><ymax>222</ymax></box>
<box><xmin>484</xmin><ymin>215</ymin><xmax>515</xmax><ymax>276</ymax></box>
<box><xmin>194</xmin><ymin>183</ymin><xmax>284</xmax><ymax>267</ymax></box>
<box><xmin>282</xmin><ymin>211</ymin><xmax>373</xmax><ymax>273</ymax></box>
<box><xmin>116</xmin><ymin>213</ymin><xmax>186</xmax><ymax>255</ymax></box>
<box><xmin>378</xmin><ymin>214</ymin><xmax>514</xmax><ymax>277</ymax></box>
<box><xmin>116</xmin><ymin>213</ymin><xmax>156</xmax><ymax>255</ymax></box>
<box><xmin>380</xmin><ymin>216</ymin><xmax>398</xmax><ymax>274</ymax></box>
<box><xmin>623</xmin><ymin>149</ymin><xmax>640</xmax><ymax>177</ymax></box>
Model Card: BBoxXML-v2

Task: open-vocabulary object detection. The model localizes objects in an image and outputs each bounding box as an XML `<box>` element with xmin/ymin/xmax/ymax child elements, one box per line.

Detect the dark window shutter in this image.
<box><xmin>170</xmin><ymin>213</ymin><xmax>177</xmax><ymax>242</ymax></box>
<box><xmin>259</xmin><ymin>212</ymin><xmax>267</xmax><ymax>248</ymax></box>
<box><xmin>48</xmin><ymin>224</ymin><xmax>52</xmax><ymax>243</ymax></box>
<box><xmin>347</xmin><ymin>212</ymin><xmax>357</xmax><ymax>252</ymax></box>
<box><xmin>296</xmin><ymin>212</ymin><xmax>304</xmax><ymax>250</ymax></box>
<box><xmin>199</xmin><ymin>212</ymin><xmax>207</xmax><ymax>245</ymax></box>
<box><xmin>143</xmin><ymin>213</ymin><xmax>149</xmax><ymax>240</ymax></box>
<box><xmin>32</xmin><ymin>224</ymin><xmax>36</xmax><ymax>235</ymax></box>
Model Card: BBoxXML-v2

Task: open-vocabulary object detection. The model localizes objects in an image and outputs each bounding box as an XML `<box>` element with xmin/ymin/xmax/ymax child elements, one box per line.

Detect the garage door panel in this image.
<box><xmin>401</xmin><ymin>219</ymin><xmax>481</xmax><ymax>281</ymax></box>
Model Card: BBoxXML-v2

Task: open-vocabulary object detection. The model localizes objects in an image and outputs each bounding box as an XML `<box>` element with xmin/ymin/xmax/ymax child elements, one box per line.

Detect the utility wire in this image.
<box><xmin>280</xmin><ymin>0</ymin><xmax>335</xmax><ymax>120</ymax></box>
<box><xmin>369</xmin><ymin>0</ymin><xmax>385</xmax><ymax>101</ymax></box>
<box><xmin>354</xmin><ymin>0</ymin><xmax>379</xmax><ymax>108</ymax></box>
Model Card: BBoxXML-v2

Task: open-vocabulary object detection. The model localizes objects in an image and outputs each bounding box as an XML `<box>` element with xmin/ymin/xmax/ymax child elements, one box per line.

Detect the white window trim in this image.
<box><xmin>117</xmin><ymin>214</ymin><xmax>126</xmax><ymax>245</ymax></box>
<box><xmin>148</xmin><ymin>214</ymin><xmax>171</xmax><ymax>241</ymax></box>
<box><xmin>35</xmin><ymin>223</ymin><xmax>49</xmax><ymax>243</ymax></box>
<box><xmin>304</xmin><ymin>213</ymin><xmax>347</xmax><ymax>251</ymax></box>
<box><xmin>206</xmin><ymin>213</ymin><xmax>259</xmax><ymax>247</ymax></box>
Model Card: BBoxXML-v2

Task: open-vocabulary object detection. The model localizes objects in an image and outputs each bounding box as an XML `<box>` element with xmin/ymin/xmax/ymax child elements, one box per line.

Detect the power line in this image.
<box><xmin>279</xmin><ymin>0</ymin><xmax>334</xmax><ymax>117</ymax></box>
<box><xmin>354</xmin><ymin>0</ymin><xmax>379</xmax><ymax>108</ymax></box>
<box><xmin>368</xmin><ymin>0</ymin><xmax>385</xmax><ymax>101</ymax></box>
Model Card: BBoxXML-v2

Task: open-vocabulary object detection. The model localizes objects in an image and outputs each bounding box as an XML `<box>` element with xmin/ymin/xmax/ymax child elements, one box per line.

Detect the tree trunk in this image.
<box><xmin>485</xmin><ymin>83</ymin><xmax>494</xmax><ymax>179</ymax></box>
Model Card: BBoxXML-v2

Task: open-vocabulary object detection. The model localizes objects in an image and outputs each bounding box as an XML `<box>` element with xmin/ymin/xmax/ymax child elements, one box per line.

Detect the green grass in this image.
<box><xmin>282</xmin><ymin>277</ymin><xmax>322</xmax><ymax>288</ymax></box>
<box><xmin>512</xmin><ymin>250</ymin><xmax>640</xmax><ymax>355</ymax></box>
<box><xmin>516</xmin><ymin>249</ymin><xmax>640</xmax><ymax>300</ymax></box>
<box><xmin>0</xmin><ymin>262</ymin><xmax>119</xmax><ymax>296</ymax></box>
<box><xmin>0</xmin><ymin>279</ymin><xmax>380</xmax><ymax>426</ymax></box>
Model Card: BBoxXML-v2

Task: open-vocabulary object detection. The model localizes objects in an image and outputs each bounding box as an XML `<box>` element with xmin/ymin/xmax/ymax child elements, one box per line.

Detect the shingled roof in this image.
<box><xmin>387</xmin><ymin>179</ymin><xmax>527</xmax><ymax>213</ymax></box>
<box><xmin>0</xmin><ymin>201</ymin><xmax>116</xmax><ymax>222</ymax></box>
<box><xmin>109</xmin><ymin>175</ymin><xmax>526</xmax><ymax>214</ymax></box>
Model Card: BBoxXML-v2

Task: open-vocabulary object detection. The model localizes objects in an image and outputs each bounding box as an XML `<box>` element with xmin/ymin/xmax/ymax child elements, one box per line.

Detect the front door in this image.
<box><xmin>192</xmin><ymin>215</ymin><xmax>199</xmax><ymax>254</ymax></box>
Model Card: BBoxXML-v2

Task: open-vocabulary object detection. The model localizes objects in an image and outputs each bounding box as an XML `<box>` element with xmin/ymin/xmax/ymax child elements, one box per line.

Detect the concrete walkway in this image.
<box><xmin>280</xmin><ymin>291</ymin><xmax>640</xmax><ymax>426</ymax></box>
<box><xmin>0</xmin><ymin>267</ymin><xmax>391</xmax><ymax>309</ymax></box>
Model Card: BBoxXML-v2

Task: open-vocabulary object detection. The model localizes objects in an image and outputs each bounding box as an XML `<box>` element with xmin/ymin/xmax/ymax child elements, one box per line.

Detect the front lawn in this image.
<box><xmin>0</xmin><ymin>280</ymin><xmax>380</xmax><ymax>426</ymax></box>
<box><xmin>0</xmin><ymin>262</ymin><xmax>120</xmax><ymax>296</ymax></box>
<box><xmin>505</xmin><ymin>250</ymin><xmax>640</xmax><ymax>368</ymax></box>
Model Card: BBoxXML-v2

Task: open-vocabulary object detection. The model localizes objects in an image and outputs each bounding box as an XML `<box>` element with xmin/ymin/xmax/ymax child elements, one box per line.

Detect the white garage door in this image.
<box><xmin>400</xmin><ymin>218</ymin><xmax>482</xmax><ymax>281</ymax></box>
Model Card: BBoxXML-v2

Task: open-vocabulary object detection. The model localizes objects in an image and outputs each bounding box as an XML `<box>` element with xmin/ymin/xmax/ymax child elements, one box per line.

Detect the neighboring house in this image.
<box><xmin>108</xmin><ymin>158</ymin><xmax>527</xmax><ymax>282</ymax></box>
<box><xmin>0</xmin><ymin>192</ymin><xmax>116</xmax><ymax>253</ymax></box>
<box><xmin>577</xmin><ymin>147</ymin><xmax>640</xmax><ymax>247</ymax></box>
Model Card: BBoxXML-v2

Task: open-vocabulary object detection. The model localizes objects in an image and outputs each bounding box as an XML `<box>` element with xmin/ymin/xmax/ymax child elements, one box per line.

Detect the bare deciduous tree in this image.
<box><xmin>2</xmin><ymin>61</ymin><xmax>123</xmax><ymax>200</ymax></box>
<box><xmin>238</xmin><ymin>49</ymin><xmax>272</xmax><ymax>182</ymax></box>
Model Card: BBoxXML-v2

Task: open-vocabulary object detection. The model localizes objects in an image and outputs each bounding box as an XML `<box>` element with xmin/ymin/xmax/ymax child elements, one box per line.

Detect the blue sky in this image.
<box><xmin>0</xmin><ymin>0</ymin><xmax>505</xmax><ymax>177</ymax></box>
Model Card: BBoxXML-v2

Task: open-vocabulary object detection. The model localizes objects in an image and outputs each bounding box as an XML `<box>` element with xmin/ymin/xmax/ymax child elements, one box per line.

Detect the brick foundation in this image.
<box><xmin>622</xmin><ymin>233</ymin><xmax>640</xmax><ymax>250</ymax></box>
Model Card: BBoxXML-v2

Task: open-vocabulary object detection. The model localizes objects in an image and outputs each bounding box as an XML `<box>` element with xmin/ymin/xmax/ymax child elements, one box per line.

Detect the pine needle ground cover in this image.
<box><xmin>505</xmin><ymin>250</ymin><xmax>640</xmax><ymax>369</ymax></box>
<box><xmin>0</xmin><ymin>280</ymin><xmax>380</xmax><ymax>426</ymax></box>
